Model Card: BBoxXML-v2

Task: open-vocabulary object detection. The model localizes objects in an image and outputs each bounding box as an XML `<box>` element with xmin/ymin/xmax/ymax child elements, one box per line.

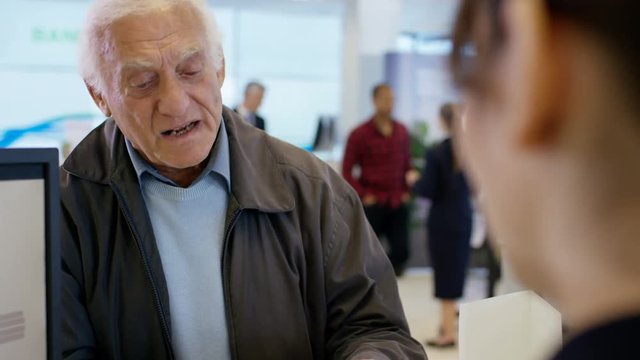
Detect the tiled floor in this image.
<box><xmin>397</xmin><ymin>268</ymin><xmax>490</xmax><ymax>360</ymax></box>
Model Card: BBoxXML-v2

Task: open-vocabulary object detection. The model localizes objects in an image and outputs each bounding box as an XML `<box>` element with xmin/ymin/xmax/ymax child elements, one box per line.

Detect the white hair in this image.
<box><xmin>78</xmin><ymin>0</ymin><xmax>223</xmax><ymax>93</ymax></box>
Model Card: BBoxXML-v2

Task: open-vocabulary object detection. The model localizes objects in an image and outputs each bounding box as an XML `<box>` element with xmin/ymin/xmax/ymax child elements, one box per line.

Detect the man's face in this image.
<box><xmin>245</xmin><ymin>88</ymin><xmax>264</xmax><ymax>113</ymax></box>
<box><xmin>374</xmin><ymin>87</ymin><xmax>394</xmax><ymax>116</ymax></box>
<box><xmin>93</xmin><ymin>5</ymin><xmax>224</xmax><ymax>172</ymax></box>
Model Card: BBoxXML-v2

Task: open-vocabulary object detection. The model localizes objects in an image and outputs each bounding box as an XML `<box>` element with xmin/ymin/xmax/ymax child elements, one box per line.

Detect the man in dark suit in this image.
<box><xmin>235</xmin><ymin>82</ymin><xmax>266</xmax><ymax>131</ymax></box>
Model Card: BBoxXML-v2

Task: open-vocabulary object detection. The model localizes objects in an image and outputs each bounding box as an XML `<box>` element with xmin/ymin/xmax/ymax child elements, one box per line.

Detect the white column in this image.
<box><xmin>339</xmin><ymin>0</ymin><xmax>404</xmax><ymax>137</ymax></box>
<box><xmin>357</xmin><ymin>0</ymin><xmax>402</xmax><ymax>56</ymax></box>
<box><xmin>340</xmin><ymin>0</ymin><xmax>361</xmax><ymax>140</ymax></box>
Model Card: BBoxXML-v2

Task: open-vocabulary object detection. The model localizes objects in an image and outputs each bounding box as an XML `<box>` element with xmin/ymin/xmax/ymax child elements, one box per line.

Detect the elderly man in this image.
<box><xmin>60</xmin><ymin>0</ymin><xmax>426</xmax><ymax>359</ymax></box>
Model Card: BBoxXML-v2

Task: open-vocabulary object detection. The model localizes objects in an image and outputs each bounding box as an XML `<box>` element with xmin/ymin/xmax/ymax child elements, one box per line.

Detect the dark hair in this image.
<box><xmin>440</xmin><ymin>103</ymin><xmax>455</xmax><ymax>130</ymax></box>
<box><xmin>244</xmin><ymin>81</ymin><xmax>265</xmax><ymax>96</ymax></box>
<box><xmin>372</xmin><ymin>83</ymin><xmax>391</xmax><ymax>99</ymax></box>
<box><xmin>450</xmin><ymin>0</ymin><xmax>640</xmax><ymax>98</ymax></box>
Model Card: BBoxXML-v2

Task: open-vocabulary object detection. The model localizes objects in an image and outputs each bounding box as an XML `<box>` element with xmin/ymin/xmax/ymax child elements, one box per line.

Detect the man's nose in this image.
<box><xmin>157</xmin><ymin>76</ymin><xmax>189</xmax><ymax>117</ymax></box>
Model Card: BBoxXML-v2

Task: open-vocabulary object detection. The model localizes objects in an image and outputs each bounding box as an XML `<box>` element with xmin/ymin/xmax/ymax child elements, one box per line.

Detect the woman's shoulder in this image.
<box><xmin>426</xmin><ymin>138</ymin><xmax>453</xmax><ymax>161</ymax></box>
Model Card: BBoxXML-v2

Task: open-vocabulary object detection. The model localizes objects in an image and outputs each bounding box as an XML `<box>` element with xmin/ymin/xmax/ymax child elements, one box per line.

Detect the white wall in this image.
<box><xmin>400</xmin><ymin>0</ymin><xmax>461</xmax><ymax>35</ymax></box>
<box><xmin>0</xmin><ymin>1</ymin><xmax>344</xmax><ymax>149</ymax></box>
<box><xmin>227</xmin><ymin>10</ymin><xmax>343</xmax><ymax>146</ymax></box>
<box><xmin>339</xmin><ymin>0</ymin><xmax>461</xmax><ymax>137</ymax></box>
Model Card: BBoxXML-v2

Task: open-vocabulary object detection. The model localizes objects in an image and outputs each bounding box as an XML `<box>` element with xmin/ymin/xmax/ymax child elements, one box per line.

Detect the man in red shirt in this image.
<box><xmin>342</xmin><ymin>83</ymin><xmax>418</xmax><ymax>276</ymax></box>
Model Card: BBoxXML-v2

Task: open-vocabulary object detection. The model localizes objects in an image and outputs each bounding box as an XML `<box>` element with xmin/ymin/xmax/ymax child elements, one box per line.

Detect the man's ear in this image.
<box><xmin>86</xmin><ymin>82</ymin><xmax>112</xmax><ymax>117</ymax></box>
<box><xmin>216</xmin><ymin>55</ymin><xmax>226</xmax><ymax>88</ymax></box>
<box><xmin>503</xmin><ymin>0</ymin><xmax>565</xmax><ymax>148</ymax></box>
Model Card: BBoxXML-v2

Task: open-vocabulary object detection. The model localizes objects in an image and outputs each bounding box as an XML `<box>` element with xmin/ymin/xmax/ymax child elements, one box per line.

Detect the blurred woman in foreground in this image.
<box><xmin>449</xmin><ymin>0</ymin><xmax>640</xmax><ymax>358</ymax></box>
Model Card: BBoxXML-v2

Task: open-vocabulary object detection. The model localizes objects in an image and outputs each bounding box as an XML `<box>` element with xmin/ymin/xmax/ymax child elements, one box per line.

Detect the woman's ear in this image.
<box><xmin>503</xmin><ymin>0</ymin><xmax>565</xmax><ymax>148</ymax></box>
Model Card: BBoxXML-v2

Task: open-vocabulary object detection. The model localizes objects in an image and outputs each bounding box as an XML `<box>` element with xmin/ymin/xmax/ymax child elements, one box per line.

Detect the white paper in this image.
<box><xmin>460</xmin><ymin>291</ymin><xmax>562</xmax><ymax>360</ymax></box>
<box><xmin>470</xmin><ymin>211</ymin><xmax>487</xmax><ymax>249</ymax></box>
<box><xmin>0</xmin><ymin>179</ymin><xmax>47</xmax><ymax>359</ymax></box>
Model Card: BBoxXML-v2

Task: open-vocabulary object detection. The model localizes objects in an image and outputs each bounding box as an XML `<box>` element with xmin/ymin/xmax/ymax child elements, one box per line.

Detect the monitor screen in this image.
<box><xmin>0</xmin><ymin>148</ymin><xmax>60</xmax><ymax>360</ymax></box>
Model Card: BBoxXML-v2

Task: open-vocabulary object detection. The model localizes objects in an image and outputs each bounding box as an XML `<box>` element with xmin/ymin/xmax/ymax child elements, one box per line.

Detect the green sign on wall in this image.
<box><xmin>31</xmin><ymin>27</ymin><xmax>79</xmax><ymax>44</ymax></box>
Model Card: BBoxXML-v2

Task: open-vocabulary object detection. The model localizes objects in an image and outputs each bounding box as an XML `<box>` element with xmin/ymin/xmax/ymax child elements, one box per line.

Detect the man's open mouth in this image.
<box><xmin>162</xmin><ymin>121</ymin><xmax>199</xmax><ymax>137</ymax></box>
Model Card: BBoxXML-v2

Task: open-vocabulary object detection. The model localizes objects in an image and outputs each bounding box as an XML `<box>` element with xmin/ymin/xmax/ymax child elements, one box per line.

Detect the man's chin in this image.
<box><xmin>155</xmin><ymin>154</ymin><xmax>209</xmax><ymax>172</ymax></box>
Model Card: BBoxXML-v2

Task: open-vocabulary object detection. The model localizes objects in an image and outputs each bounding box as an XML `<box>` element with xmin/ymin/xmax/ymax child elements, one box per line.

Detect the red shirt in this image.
<box><xmin>342</xmin><ymin>118</ymin><xmax>412</xmax><ymax>208</ymax></box>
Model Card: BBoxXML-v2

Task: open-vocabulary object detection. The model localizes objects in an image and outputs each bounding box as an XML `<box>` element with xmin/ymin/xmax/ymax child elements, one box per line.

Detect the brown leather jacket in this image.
<box><xmin>60</xmin><ymin>107</ymin><xmax>427</xmax><ymax>360</ymax></box>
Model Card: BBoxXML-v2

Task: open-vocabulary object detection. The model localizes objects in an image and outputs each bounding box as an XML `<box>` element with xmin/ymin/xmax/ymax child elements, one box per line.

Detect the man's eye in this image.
<box><xmin>129</xmin><ymin>74</ymin><xmax>156</xmax><ymax>90</ymax></box>
<box><xmin>133</xmin><ymin>80</ymin><xmax>153</xmax><ymax>89</ymax></box>
<box><xmin>182</xmin><ymin>69</ymin><xmax>201</xmax><ymax>77</ymax></box>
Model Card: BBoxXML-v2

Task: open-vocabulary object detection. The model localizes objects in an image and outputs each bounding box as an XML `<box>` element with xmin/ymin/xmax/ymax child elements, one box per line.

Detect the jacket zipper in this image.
<box><xmin>221</xmin><ymin>207</ymin><xmax>242</xmax><ymax>360</ymax></box>
<box><xmin>112</xmin><ymin>185</ymin><xmax>175</xmax><ymax>360</ymax></box>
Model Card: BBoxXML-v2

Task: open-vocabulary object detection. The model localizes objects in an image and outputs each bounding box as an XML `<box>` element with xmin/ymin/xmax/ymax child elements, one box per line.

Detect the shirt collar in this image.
<box><xmin>236</xmin><ymin>104</ymin><xmax>251</xmax><ymax>117</ymax></box>
<box><xmin>125</xmin><ymin>120</ymin><xmax>231</xmax><ymax>192</ymax></box>
<box><xmin>366</xmin><ymin>117</ymin><xmax>398</xmax><ymax>136</ymax></box>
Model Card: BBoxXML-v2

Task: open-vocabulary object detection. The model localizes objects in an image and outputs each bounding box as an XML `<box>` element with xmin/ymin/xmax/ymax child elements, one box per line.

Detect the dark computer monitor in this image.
<box><xmin>0</xmin><ymin>148</ymin><xmax>60</xmax><ymax>360</ymax></box>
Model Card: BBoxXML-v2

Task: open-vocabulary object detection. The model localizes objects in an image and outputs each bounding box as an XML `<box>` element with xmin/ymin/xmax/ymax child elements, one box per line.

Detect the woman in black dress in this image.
<box><xmin>414</xmin><ymin>103</ymin><xmax>472</xmax><ymax>347</ymax></box>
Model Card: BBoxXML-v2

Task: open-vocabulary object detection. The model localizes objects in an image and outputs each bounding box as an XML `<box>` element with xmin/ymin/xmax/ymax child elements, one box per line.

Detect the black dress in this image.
<box><xmin>414</xmin><ymin>139</ymin><xmax>472</xmax><ymax>299</ymax></box>
<box><xmin>552</xmin><ymin>315</ymin><xmax>640</xmax><ymax>359</ymax></box>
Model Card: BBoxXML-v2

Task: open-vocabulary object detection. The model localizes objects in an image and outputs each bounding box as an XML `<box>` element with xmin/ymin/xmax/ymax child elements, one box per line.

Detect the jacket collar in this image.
<box><xmin>62</xmin><ymin>106</ymin><xmax>295</xmax><ymax>213</ymax></box>
<box><xmin>223</xmin><ymin>106</ymin><xmax>295</xmax><ymax>213</ymax></box>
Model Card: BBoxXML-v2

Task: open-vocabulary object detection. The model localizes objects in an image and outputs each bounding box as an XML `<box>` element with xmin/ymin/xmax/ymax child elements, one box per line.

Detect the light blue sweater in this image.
<box><xmin>126</xmin><ymin>123</ymin><xmax>232</xmax><ymax>360</ymax></box>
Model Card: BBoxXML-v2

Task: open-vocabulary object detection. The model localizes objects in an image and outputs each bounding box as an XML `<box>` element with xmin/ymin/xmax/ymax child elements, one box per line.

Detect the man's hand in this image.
<box><xmin>362</xmin><ymin>195</ymin><xmax>377</xmax><ymax>206</ymax></box>
<box><xmin>405</xmin><ymin>169</ymin><xmax>420</xmax><ymax>188</ymax></box>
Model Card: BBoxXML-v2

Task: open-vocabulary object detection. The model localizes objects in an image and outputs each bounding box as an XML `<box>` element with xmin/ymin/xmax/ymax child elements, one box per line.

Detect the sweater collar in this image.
<box><xmin>124</xmin><ymin>120</ymin><xmax>231</xmax><ymax>193</ymax></box>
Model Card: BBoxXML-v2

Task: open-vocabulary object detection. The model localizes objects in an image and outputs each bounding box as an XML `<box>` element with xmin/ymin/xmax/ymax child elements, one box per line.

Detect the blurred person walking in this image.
<box><xmin>414</xmin><ymin>103</ymin><xmax>473</xmax><ymax>348</ymax></box>
<box><xmin>342</xmin><ymin>83</ymin><xmax>418</xmax><ymax>276</ymax></box>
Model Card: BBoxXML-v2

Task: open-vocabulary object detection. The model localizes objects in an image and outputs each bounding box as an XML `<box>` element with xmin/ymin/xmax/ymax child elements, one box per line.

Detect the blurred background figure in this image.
<box><xmin>235</xmin><ymin>81</ymin><xmax>267</xmax><ymax>131</ymax></box>
<box><xmin>450</xmin><ymin>0</ymin><xmax>640</xmax><ymax>358</ymax></box>
<box><xmin>342</xmin><ymin>83</ymin><xmax>418</xmax><ymax>276</ymax></box>
<box><xmin>469</xmin><ymin>203</ymin><xmax>502</xmax><ymax>298</ymax></box>
<box><xmin>414</xmin><ymin>103</ymin><xmax>472</xmax><ymax>348</ymax></box>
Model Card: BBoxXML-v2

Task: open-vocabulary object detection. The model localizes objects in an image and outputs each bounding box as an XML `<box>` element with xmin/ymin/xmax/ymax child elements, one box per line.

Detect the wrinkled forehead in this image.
<box><xmin>103</xmin><ymin>5</ymin><xmax>210</xmax><ymax>65</ymax></box>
